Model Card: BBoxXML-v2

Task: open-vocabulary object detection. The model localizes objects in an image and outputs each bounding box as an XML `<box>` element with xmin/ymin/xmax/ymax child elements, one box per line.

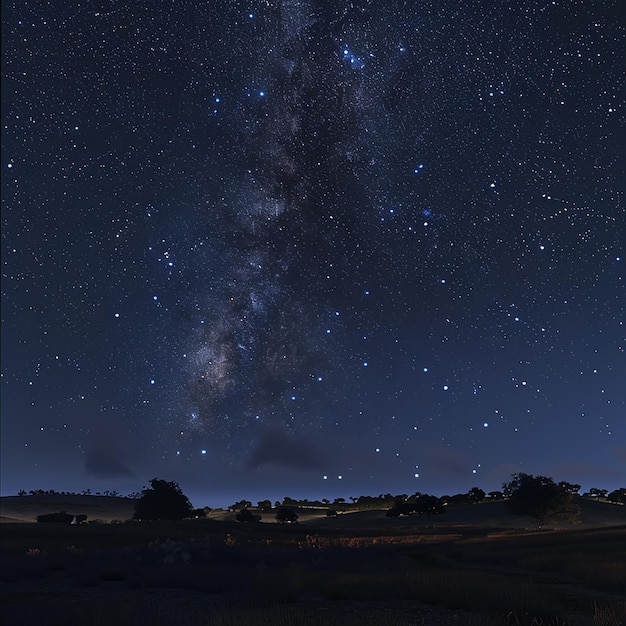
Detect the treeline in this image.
<box><xmin>17</xmin><ymin>482</ymin><xmax>626</xmax><ymax>516</ymax></box>
<box><xmin>232</xmin><ymin>483</ymin><xmax>626</xmax><ymax>513</ymax></box>
<box><xmin>29</xmin><ymin>476</ymin><xmax>625</xmax><ymax>525</ymax></box>
<box><xmin>17</xmin><ymin>489</ymin><xmax>141</xmax><ymax>498</ymax></box>
<box><xmin>36</xmin><ymin>511</ymin><xmax>88</xmax><ymax>525</ymax></box>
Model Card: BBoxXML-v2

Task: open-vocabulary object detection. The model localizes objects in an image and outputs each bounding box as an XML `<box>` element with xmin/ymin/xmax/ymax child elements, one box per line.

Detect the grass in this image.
<box><xmin>1</xmin><ymin>520</ymin><xmax>624</xmax><ymax>625</ymax></box>
<box><xmin>453</xmin><ymin>527</ymin><xmax>626</xmax><ymax>594</ymax></box>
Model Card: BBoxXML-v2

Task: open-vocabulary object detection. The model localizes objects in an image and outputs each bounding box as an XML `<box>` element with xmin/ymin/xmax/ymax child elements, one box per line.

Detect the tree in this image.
<box><xmin>417</xmin><ymin>494</ymin><xmax>446</xmax><ymax>516</ymax></box>
<box><xmin>275</xmin><ymin>507</ymin><xmax>299</xmax><ymax>523</ymax></box>
<box><xmin>467</xmin><ymin>487</ymin><xmax>486</xmax><ymax>504</ymax></box>
<box><xmin>37</xmin><ymin>511</ymin><xmax>74</xmax><ymax>524</ymax></box>
<box><xmin>230</xmin><ymin>499</ymin><xmax>252</xmax><ymax>511</ymax></box>
<box><xmin>586</xmin><ymin>488</ymin><xmax>608</xmax><ymax>499</ymax></box>
<box><xmin>133</xmin><ymin>478</ymin><xmax>193</xmax><ymax>521</ymax></box>
<box><xmin>557</xmin><ymin>481</ymin><xmax>581</xmax><ymax>495</ymax></box>
<box><xmin>236</xmin><ymin>508</ymin><xmax>260</xmax><ymax>523</ymax></box>
<box><xmin>447</xmin><ymin>493</ymin><xmax>471</xmax><ymax>505</ymax></box>
<box><xmin>257</xmin><ymin>500</ymin><xmax>272</xmax><ymax>511</ymax></box>
<box><xmin>607</xmin><ymin>488</ymin><xmax>626</xmax><ymax>505</ymax></box>
<box><xmin>386</xmin><ymin>493</ymin><xmax>445</xmax><ymax>518</ymax></box>
<box><xmin>503</xmin><ymin>473</ymin><xmax>581</xmax><ymax>524</ymax></box>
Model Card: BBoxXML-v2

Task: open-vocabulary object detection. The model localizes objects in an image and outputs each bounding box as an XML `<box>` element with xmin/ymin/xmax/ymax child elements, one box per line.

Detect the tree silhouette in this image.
<box><xmin>503</xmin><ymin>473</ymin><xmax>580</xmax><ymax>524</ymax></box>
<box><xmin>557</xmin><ymin>481</ymin><xmax>581</xmax><ymax>495</ymax></box>
<box><xmin>275</xmin><ymin>507</ymin><xmax>299</xmax><ymax>523</ymax></box>
<box><xmin>37</xmin><ymin>511</ymin><xmax>74</xmax><ymax>524</ymax></box>
<box><xmin>386</xmin><ymin>493</ymin><xmax>445</xmax><ymax>518</ymax></box>
<box><xmin>607</xmin><ymin>488</ymin><xmax>626</xmax><ymax>504</ymax></box>
<box><xmin>467</xmin><ymin>487</ymin><xmax>486</xmax><ymax>503</ymax></box>
<box><xmin>230</xmin><ymin>499</ymin><xmax>252</xmax><ymax>511</ymax></box>
<box><xmin>236</xmin><ymin>508</ymin><xmax>260</xmax><ymax>523</ymax></box>
<box><xmin>133</xmin><ymin>478</ymin><xmax>193</xmax><ymax>521</ymax></box>
<box><xmin>587</xmin><ymin>488</ymin><xmax>608</xmax><ymax>499</ymax></box>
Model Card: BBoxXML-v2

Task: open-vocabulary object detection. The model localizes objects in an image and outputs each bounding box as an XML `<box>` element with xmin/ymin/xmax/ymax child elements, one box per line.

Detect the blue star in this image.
<box><xmin>341</xmin><ymin>46</ymin><xmax>365</xmax><ymax>70</ymax></box>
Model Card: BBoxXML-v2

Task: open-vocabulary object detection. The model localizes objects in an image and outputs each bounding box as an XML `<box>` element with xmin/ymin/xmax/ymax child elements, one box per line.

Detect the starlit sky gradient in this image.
<box><xmin>1</xmin><ymin>0</ymin><xmax>624</xmax><ymax>508</ymax></box>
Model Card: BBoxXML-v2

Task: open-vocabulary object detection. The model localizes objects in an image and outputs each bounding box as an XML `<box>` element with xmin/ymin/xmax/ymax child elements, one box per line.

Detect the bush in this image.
<box><xmin>36</xmin><ymin>511</ymin><xmax>74</xmax><ymax>524</ymax></box>
<box><xmin>236</xmin><ymin>508</ymin><xmax>260</xmax><ymax>523</ymax></box>
<box><xmin>275</xmin><ymin>507</ymin><xmax>299</xmax><ymax>523</ymax></box>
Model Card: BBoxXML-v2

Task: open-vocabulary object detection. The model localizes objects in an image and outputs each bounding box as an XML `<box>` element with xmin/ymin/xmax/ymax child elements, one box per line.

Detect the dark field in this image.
<box><xmin>1</xmin><ymin>499</ymin><xmax>625</xmax><ymax>625</ymax></box>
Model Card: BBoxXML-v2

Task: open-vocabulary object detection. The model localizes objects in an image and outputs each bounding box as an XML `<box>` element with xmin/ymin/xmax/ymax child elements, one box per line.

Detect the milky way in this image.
<box><xmin>1</xmin><ymin>0</ymin><xmax>624</xmax><ymax>505</ymax></box>
<box><xmin>185</xmin><ymin>2</ymin><xmax>374</xmax><ymax>435</ymax></box>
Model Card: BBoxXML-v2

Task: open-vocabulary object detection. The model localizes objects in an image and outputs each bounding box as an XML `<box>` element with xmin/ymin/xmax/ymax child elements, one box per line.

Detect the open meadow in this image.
<box><xmin>1</xmin><ymin>496</ymin><xmax>624</xmax><ymax>625</ymax></box>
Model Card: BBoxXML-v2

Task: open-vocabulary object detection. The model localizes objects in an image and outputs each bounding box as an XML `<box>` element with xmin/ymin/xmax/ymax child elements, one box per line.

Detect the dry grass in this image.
<box><xmin>1</xmin><ymin>510</ymin><xmax>624</xmax><ymax>626</ymax></box>
<box><xmin>454</xmin><ymin>527</ymin><xmax>626</xmax><ymax>594</ymax></box>
<box><xmin>592</xmin><ymin>600</ymin><xmax>626</xmax><ymax>626</ymax></box>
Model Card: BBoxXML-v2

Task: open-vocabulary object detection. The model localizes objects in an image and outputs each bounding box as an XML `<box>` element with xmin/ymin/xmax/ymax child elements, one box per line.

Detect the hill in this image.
<box><xmin>0</xmin><ymin>495</ymin><xmax>136</xmax><ymax>523</ymax></box>
<box><xmin>303</xmin><ymin>497</ymin><xmax>625</xmax><ymax>530</ymax></box>
<box><xmin>1</xmin><ymin>494</ymin><xmax>624</xmax><ymax>528</ymax></box>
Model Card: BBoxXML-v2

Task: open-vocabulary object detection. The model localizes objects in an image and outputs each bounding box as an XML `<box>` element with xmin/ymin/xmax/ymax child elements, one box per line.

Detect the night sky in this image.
<box><xmin>2</xmin><ymin>0</ymin><xmax>624</xmax><ymax>508</ymax></box>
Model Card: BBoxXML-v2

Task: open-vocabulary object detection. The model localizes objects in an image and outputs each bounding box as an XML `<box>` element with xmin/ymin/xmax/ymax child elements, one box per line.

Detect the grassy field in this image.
<box><xmin>1</xmin><ymin>497</ymin><xmax>624</xmax><ymax>625</ymax></box>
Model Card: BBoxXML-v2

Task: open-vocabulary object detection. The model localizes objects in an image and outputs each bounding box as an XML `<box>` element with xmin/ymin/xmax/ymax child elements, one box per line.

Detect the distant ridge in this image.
<box><xmin>1</xmin><ymin>494</ymin><xmax>624</xmax><ymax>528</ymax></box>
<box><xmin>0</xmin><ymin>494</ymin><xmax>136</xmax><ymax>523</ymax></box>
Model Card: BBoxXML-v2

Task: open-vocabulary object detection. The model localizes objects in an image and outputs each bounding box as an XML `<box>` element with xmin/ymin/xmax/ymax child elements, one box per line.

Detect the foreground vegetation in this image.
<box><xmin>1</xmin><ymin>513</ymin><xmax>624</xmax><ymax>626</ymax></box>
<box><xmin>3</xmin><ymin>476</ymin><xmax>623</xmax><ymax>624</ymax></box>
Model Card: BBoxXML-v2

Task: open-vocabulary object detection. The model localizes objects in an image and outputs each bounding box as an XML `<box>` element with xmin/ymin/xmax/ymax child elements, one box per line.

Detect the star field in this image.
<box><xmin>1</xmin><ymin>0</ymin><xmax>624</xmax><ymax>507</ymax></box>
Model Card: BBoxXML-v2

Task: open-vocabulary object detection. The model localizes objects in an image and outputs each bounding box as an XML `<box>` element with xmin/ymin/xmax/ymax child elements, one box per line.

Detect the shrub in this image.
<box><xmin>36</xmin><ymin>511</ymin><xmax>74</xmax><ymax>524</ymax></box>
<box><xmin>275</xmin><ymin>507</ymin><xmax>299</xmax><ymax>523</ymax></box>
<box><xmin>236</xmin><ymin>508</ymin><xmax>260</xmax><ymax>523</ymax></box>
